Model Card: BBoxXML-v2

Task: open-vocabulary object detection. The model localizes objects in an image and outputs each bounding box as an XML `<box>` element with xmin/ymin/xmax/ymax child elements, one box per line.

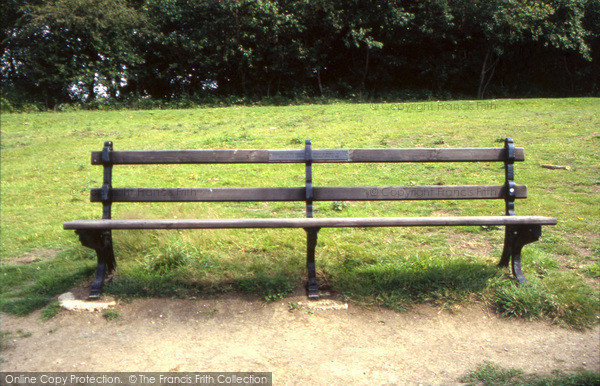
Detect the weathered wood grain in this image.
<box><xmin>90</xmin><ymin>185</ymin><xmax>527</xmax><ymax>202</ymax></box>
<box><xmin>64</xmin><ymin>216</ymin><xmax>557</xmax><ymax>230</ymax></box>
<box><xmin>91</xmin><ymin>148</ymin><xmax>525</xmax><ymax>164</ymax></box>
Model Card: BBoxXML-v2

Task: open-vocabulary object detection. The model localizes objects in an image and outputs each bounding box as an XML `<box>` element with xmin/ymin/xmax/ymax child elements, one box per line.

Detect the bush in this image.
<box><xmin>0</xmin><ymin>97</ymin><xmax>14</xmax><ymax>112</ymax></box>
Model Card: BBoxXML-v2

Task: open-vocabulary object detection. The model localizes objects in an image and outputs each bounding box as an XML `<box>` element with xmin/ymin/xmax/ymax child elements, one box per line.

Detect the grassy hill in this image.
<box><xmin>1</xmin><ymin>98</ymin><xmax>598</xmax><ymax>328</ymax></box>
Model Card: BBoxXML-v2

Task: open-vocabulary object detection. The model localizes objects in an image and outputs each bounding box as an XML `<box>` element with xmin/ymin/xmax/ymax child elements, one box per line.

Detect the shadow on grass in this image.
<box><xmin>328</xmin><ymin>260</ymin><xmax>499</xmax><ymax>310</ymax></box>
<box><xmin>104</xmin><ymin>258</ymin><xmax>499</xmax><ymax>311</ymax></box>
<box><xmin>0</xmin><ymin>255</ymin><xmax>96</xmax><ymax>316</ymax></box>
<box><xmin>4</xmin><ymin>248</ymin><xmax>597</xmax><ymax>330</ymax></box>
<box><xmin>104</xmin><ymin>270</ymin><xmax>296</xmax><ymax>302</ymax></box>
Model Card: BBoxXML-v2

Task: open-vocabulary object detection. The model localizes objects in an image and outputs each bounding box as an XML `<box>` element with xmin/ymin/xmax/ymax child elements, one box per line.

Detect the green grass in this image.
<box><xmin>459</xmin><ymin>361</ymin><xmax>600</xmax><ymax>385</ymax></box>
<box><xmin>494</xmin><ymin>274</ymin><xmax>600</xmax><ymax>329</ymax></box>
<box><xmin>0</xmin><ymin>249</ymin><xmax>96</xmax><ymax>315</ymax></box>
<box><xmin>1</xmin><ymin>98</ymin><xmax>599</xmax><ymax>327</ymax></box>
<box><xmin>40</xmin><ymin>301</ymin><xmax>61</xmax><ymax>320</ymax></box>
<box><xmin>102</xmin><ymin>309</ymin><xmax>121</xmax><ymax>321</ymax></box>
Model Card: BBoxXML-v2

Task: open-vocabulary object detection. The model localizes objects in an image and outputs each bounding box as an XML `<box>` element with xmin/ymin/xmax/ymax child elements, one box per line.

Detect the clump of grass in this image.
<box><xmin>143</xmin><ymin>241</ymin><xmax>195</xmax><ymax>275</ymax></box>
<box><xmin>15</xmin><ymin>329</ymin><xmax>32</xmax><ymax>338</ymax></box>
<box><xmin>459</xmin><ymin>361</ymin><xmax>600</xmax><ymax>385</ymax></box>
<box><xmin>535</xmin><ymin>370</ymin><xmax>600</xmax><ymax>386</ymax></box>
<box><xmin>459</xmin><ymin>361</ymin><xmax>524</xmax><ymax>384</ymax></box>
<box><xmin>1</xmin><ymin>329</ymin><xmax>33</xmax><ymax>352</ymax></box>
<box><xmin>493</xmin><ymin>273</ymin><xmax>600</xmax><ymax>329</ymax></box>
<box><xmin>40</xmin><ymin>301</ymin><xmax>61</xmax><ymax>320</ymax></box>
<box><xmin>289</xmin><ymin>136</ymin><xmax>303</xmax><ymax>145</ymax></box>
<box><xmin>1</xmin><ymin>330</ymin><xmax>14</xmax><ymax>351</ymax></box>
<box><xmin>581</xmin><ymin>262</ymin><xmax>600</xmax><ymax>278</ymax></box>
<box><xmin>331</xmin><ymin>201</ymin><xmax>347</xmax><ymax>212</ymax></box>
<box><xmin>102</xmin><ymin>309</ymin><xmax>121</xmax><ymax>321</ymax></box>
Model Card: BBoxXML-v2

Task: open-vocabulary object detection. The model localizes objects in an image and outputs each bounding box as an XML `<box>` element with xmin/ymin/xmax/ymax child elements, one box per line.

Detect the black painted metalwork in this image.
<box><xmin>500</xmin><ymin>138</ymin><xmax>516</xmax><ymax>272</ymax></box>
<box><xmin>76</xmin><ymin>229</ymin><xmax>116</xmax><ymax>299</ymax></box>
<box><xmin>498</xmin><ymin>225</ymin><xmax>542</xmax><ymax>283</ymax></box>
<box><xmin>305</xmin><ymin>139</ymin><xmax>314</xmax><ymax>218</ymax></box>
<box><xmin>498</xmin><ymin>138</ymin><xmax>535</xmax><ymax>283</ymax></box>
<box><xmin>78</xmin><ymin>141</ymin><xmax>116</xmax><ymax>298</ymax></box>
<box><xmin>304</xmin><ymin>227</ymin><xmax>321</xmax><ymax>299</ymax></box>
<box><xmin>101</xmin><ymin>141</ymin><xmax>113</xmax><ymax>220</ymax></box>
<box><xmin>504</xmin><ymin>138</ymin><xmax>516</xmax><ymax>216</ymax></box>
<box><xmin>304</xmin><ymin>139</ymin><xmax>320</xmax><ymax>298</ymax></box>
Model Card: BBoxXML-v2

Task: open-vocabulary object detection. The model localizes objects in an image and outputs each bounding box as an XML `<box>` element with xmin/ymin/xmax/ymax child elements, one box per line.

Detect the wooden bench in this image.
<box><xmin>63</xmin><ymin>138</ymin><xmax>557</xmax><ymax>300</ymax></box>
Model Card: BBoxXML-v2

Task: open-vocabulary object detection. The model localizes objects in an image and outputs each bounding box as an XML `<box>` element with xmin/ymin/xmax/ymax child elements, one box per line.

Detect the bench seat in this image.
<box><xmin>66</xmin><ymin>138</ymin><xmax>558</xmax><ymax>299</ymax></box>
<box><xmin>64</xmin><ymin>216</ymin><xmax>557</xmax><ymax>230</ymax></box>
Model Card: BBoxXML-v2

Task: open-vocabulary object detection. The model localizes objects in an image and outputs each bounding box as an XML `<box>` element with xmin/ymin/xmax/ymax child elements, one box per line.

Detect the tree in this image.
<box><xmin>3</xmin><ymin>0</ymin><xmax>145</xmax><ymax>107</ymax></box>
<box><xmin>2</xmin><ymin>0</ymin><xmax>598</xmax><ymax>105</ymax></box>
<box><xmin>449</xmin><ymin>0</ymin><xmax>592</xmax><ymax>98</ymax></box>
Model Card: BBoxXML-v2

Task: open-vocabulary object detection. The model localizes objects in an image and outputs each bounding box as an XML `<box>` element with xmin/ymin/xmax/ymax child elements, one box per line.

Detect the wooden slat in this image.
<box><xmin>91</xmin><ymin>185</ymin><xmax>527</xmax><ymax>202</ymax></box>
<box><xmin>347</xmin><ymin>148</ymin><xmax>525</xmax><ymax>162</ymax></box>
<box><xmin>91</xmin><ymin>147</ymin><xmax>525</xmax><ymax>164</ymax></box>
<box><xmin>91</xmin><ymin>150</ymin><xmax>270</xmax><ymax>164</ymax></box>
<box><xmin>314</xmin><ymin>185</ymin><xmax>526</xmax><ymax>201</ymax></box>
<box><xmin>63</xmin><ymin>216</ymin><xmax>557</xmax><ymax>230</ymax></box>
<box><xmin>91</xmin><ymin>187</ymin><xmax>304</xmax><ymax>202</ymax></box>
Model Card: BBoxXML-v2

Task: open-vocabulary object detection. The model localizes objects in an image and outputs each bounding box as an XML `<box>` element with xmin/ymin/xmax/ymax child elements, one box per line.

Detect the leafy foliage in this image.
<box><xmin>2</xmin><ymin>0</ymin><xmax>145</xmax><ymax>106</ymax></box>
<box><xmin>1</xmin><ymin>0</ymin><xmax>598</xmax><ymax>108</ymax></box>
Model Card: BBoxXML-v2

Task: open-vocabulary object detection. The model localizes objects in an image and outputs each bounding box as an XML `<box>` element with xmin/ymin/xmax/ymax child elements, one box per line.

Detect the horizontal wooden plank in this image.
<box><xmin>91</xmin><ymin>147</ymin><xmax>525</xmax><ymax>164</ymax></box>
<box><xmin>91</xmin><ymin>185</ymin><xmax>527</xmax><ymax>202</ymax></box>
<box><xmin>92</xmin><ymin>150</ymin><xmax>270</xmax><ymax>164</ymax></box>
<box><xmin>64</xmin><ymin>216</ymin><xmax>557</xmax><ymax>230</ymax></box>
<box><xmin>314</xmin><ymin>185</ymin><xmax>526</xmax><ymax>201</ymax></box>
<box><xmin>91</xmin><ymin>187</ymin><xmax>305</xmax><ymax>202</ymax></box>
<box><xmin>347</xmin><ymin>148</ymin><xmax>525</xmax><ymax>162</ymax></box>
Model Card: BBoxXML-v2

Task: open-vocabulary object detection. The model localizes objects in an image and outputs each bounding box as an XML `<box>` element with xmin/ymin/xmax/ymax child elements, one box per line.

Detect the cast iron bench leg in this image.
<box><xmin>305</xmin><ymin>227</ymin><xmax>320</xmax><ymax>299</ymax></box>
<box><xmin>498</xmin><ymin>225</ymin><xmax>542</xmax><ymax>284</ymax></box>
<box><xmin>75</xmin><ymin>229</ymin><xmax>116</xmax><ymax>299</ymax></box>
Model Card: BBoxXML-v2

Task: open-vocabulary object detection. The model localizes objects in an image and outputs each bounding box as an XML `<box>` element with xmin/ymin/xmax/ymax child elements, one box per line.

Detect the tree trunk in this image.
<box><xmin>478</xmin><ymin>49</ymin><xmax>490</xmax><ymax>99</ymax></box>
<box><xmin>86</xmin><ymin>79</ymin><xmax>96</xmax><ymax>103</ymax></box>
<box><xmin>563</xmin><ymin>55</ymin><xmax>574</xmax><ymax>93</ymax></box>
<box><xmin>360</xmin><ymin>47</ymin><xmax>370</xmax><ymax>96</ymax></box>
<box><xmin>478</xmin><ymin>48</ymin><xmax>499</xmax><ymax>99</ymax></box>
<box><xmin>316</xmin><ymin>67</ymin><xmax>323</xmax><ymax>96</ymax></box>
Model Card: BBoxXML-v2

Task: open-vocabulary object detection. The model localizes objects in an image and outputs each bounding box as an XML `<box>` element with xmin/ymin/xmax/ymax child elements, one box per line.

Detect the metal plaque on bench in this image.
<box><xmin>269</xmin><ymin>149</ymin><xmax>349</xmax><ymax>162</ymax></box>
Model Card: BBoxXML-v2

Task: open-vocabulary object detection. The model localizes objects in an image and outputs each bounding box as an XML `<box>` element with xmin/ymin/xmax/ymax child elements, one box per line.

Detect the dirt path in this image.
<box><xmin>1</xmin><ymin>289</ymin><xmax>598</xmax><ymax>384</ymax></box>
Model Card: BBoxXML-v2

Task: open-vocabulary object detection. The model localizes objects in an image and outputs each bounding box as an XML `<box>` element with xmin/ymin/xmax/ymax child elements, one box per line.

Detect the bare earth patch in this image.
<box><xmin>445</xmin><ymin>231</ymin><xmax>499</xmax><ymax>260</ymax></box>
<box><xmin>7</xmin><ymin>249</ymin><xmax>60</xmax><ymax>265</ymax></box>
<box><xmin>1</xmin><ymin>289</ymin><xmax>598</xmax><ymax>384</ymax></box>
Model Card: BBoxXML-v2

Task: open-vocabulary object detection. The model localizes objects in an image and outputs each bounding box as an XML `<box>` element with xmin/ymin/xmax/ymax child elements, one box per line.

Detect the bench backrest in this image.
<box><xmin>90</xmin><ymin>139</ymin><xmax>525</xmax><ymax>219</ymax></box>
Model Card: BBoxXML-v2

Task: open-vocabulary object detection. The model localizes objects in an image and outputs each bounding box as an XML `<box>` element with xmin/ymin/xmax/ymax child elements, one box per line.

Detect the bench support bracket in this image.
<box><xmin>304</xmin><ymin>227</ymin><xmax>321</xmax><ymax>299</ymax></box>
<box><xmin>498</xmin><ymin>225</ymin><xmax>542</xmax><ymax>284</ymax></box>
<box><xmin>75</xmin><ymin>229</ymin><xmax>116</xmax><ymax>299</ymax></box>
